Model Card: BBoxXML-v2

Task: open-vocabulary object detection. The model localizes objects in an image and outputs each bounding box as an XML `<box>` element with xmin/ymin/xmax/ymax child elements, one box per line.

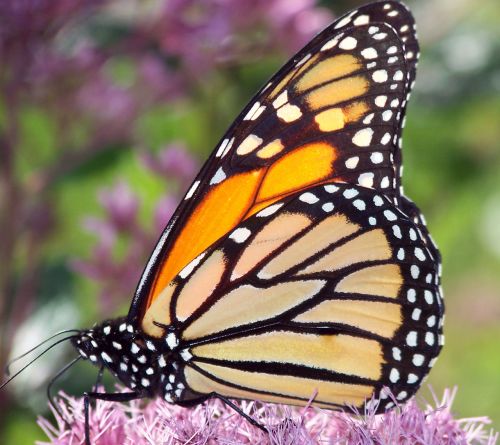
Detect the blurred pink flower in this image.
<box><xmin>37</xmin><ymin>387</ymin><xmax>498</xmax><ymax>445</ymax></box>
<box><xmin>140</xmin><ymin>143</ymin><xmax>198</xmax><ymax>184</ymax></box>
<box><xmin>154</xmin><ymin>195</ymin><xmax>178</xmax><ymax>232</ymax></box>
<box><xmin>136</xmin><ymin>54</ymin><xmax>185</xmax><ymax>102</ymax></box>
<box><xmin>152</xmin><ymin>0</ymin><xmax>332</xmax><ymax>76</ymax></box>
<box><xmin>98</xmin><ymin>181</ymin><xmax>140</xmax><ymax>233</ymax></box>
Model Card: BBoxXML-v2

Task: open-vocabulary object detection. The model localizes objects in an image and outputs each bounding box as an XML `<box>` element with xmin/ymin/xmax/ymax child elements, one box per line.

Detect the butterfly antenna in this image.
<box><xmin>4</xmin><ymin>329</ymin><xmax>80</xmax><ymax>376</ymax></box>
<box><xmin>47</xmin><ymin>356</ymin><xmax>81</xmax><ymax>429</ymax></box>
<box><xmin>0</xmin><ymin>335</ymin><xmax>76</xmax><ymax>390</ymax></box>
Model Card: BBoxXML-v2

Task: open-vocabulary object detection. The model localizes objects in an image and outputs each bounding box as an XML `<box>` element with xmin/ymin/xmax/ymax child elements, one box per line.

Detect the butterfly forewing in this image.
<box><xmin>129</xmin><ymin>1</ymin><xmax>421</xmax><ymax>322</ymax></box>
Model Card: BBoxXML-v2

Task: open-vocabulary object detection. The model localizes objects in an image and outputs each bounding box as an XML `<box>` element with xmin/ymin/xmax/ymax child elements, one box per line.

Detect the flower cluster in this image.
<box><xmin>37</xmin><ymin>387</ymin><xmax>498</xmax><ymax>445</ymax></box>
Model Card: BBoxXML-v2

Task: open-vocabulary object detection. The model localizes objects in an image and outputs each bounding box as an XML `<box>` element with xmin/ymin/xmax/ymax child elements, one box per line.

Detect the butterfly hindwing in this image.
<box><xmin>129</xmin><ymin>1</ymin><xmax>421</xmax><ymax>322</ymax></box>
<box><xmin>140</xmin><ymin>182</ymin><xmax>442</xmax><ymax>409</ymax></box>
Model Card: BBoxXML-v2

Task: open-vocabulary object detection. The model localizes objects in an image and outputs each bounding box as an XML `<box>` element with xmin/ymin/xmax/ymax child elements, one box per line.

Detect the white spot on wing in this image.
<box><xmin>413</xmin><ymin>354</ymin><xmax>425</xmax><ymax>366</ymax></box>
<box><xmin>216</xmin><ymin>138</ymin><xmax>229</xmax><ymax>157</ymax></box>
<box><xmin>389</xmin><ymin>368</ymin><xmax>400</xmax><ymax>383</ymax></box>
<box><xmin>272</xmin><ymin>91</ymin><xmax>288</xmax><ymax>109</ymax></box>
<box><xmin>361</xmin><ymin>48</ymin><xmax>378</xmax><ymax>59</ymax></box>
<box><xmin>230</xmin><ymin>227</ymin><xmax>252</xmax><ymax>243</ymax></box>
<box><xmin>252</xmin><ymin>104</ymin><xmax>266</xmax><ymax>121</ymax></box>
<box><xmin>425</xmin><ymin>332</ymin><xmax>435</xmax><ymax>346</ymax></box>
<box><xmin>363</xmin><ymin>113</ymin><xmax>374</xmax><ymax>124</ymax></box>
<box><xmin>358</xmin><ymin>172</ymin><xmax>374</xmax><ymax>188</ymax></box>
<box><xmin>373</xmin><ymin>32</ymin><xmax>388</xmax><ymax>40</ymax></box>
<box><xmin>321</xmin><ymin>37</ymin><xmax>340</xmax><ymax>51</ymax></box>
<box><xmin>424</xmin><ymin>290</ymin><xmax>434</xmax><ymax>304</ymax></box>
<box><xmin>408</xmin><ymin>373</ymin><xmax>419</xmax><ymax>384</ymax></box>
<box><xmin>392</xmin><ymin>225</ymin><xmax>402</xmax><ymax>239</ymax></box>
<box><xmin>236</xmin><ymin>134</ymin><xmax>263</xmax><ymax>155</ymax></box>
<box><xmin>381</xmin><ymin>132</ymin><xmax>391</xmax><ymax>145</ymax></box>
<box><xmin>324</xmin><ymin>184</ymin><xmax>339</xmax><ymax>193</ymax></box>
<box><xmin>345</xmin><ymin>156</ymin><xmax>359</xmax><ymax>169</ymax></box>
<box><xmin>343</xmin><ymin>188</ymin><xmax>359</xmax><ymax>199</ymax></box>
<box><xmin>184</xmin><ymin>181</ymin><xmax>200</xmax><ymax>200</ymax></box>
<box><xmin>353</xmin><ymin>14</ymin><xmax>369</xmax><ymax>26</ymax></box>
<box><xmin>371</xmin><ymin>152</ymin><xmax>383</xmax><ymax>164</ymax></box>
<box><xmin>180</xmin><ymin>349</ymin><xmax>192</xmax><ymax>361</ymax></box>
<box><xmin>411</xmin><ymin>264</ymin><xmax>420</xmax><ymax>279</ymax></box>
<box><xmin>393</xmin><ymin>70</ymin><xmax>404</xmax><ymax>81</ymax></box>
<box><xmin>339</xmin><ymin>36</ymin><xmax>357</xmax><ymax>50</ymax></box>
<box><xmin>372</xmin><ymin>70</ymin><xmax>388</xmax><ymax>83</ymax></box>
<box><xmin>179</xmin><ymin>252</ymin><xmax>206</xmax><ymax>279</ymax></box>
<box><xmin>352</xmin><ymin>128</ymin><xmax>374</xmax><ymax>147</ymax></box>
<box><xmin>407</xmin><ymin>288</ymin><xmax>416</xmax><ymax>302</ymax></box>
<box><xmin>210</xmin><ymin>167</ymin><xmax>226</xmax><ymax>185</ymax></box>
<box><xmin>322</xmin><ymin>202</ymin><xmax>334</xmax><ymax>212</ymax></box>
<box><xmin>334</xmin><ymin>16</ymin><xmax>352</xmax><ymax>29</ymax></box>
<box><xmin>353</xmin><ymin>199</ymin><xmax>366</xmax><ymax>210</ymax></box>
<box><xmin>277</xmin><ymin>103</ymin><xmax>302</xmax><ymax>122</ymax></box>
<box><xmin>392</xmin><ymin>347</ymin><xmax>401</xmax><ymax>361</ymax></box>
<box><xmin>221</xmin><ymin>137</ymin><xmax>234</xmax><ymax>157</ymax></box>
<box><xmin>299</xmin><ymin>192</ymin><xmax>319</xmax><ymax>204</ymax></box>
<box><xmin>257</xmin><ymin>203</ymin><xmax>283</xmax><ymax>217</ymax></box>
<box><xmin>414</xmin><ymin>247</ymin><xmax>426</xmax><ymax>261</ymax></box>
<box><xmin>243</xmin><ymin>101</ymin><xmax>261</xmax><ymax>121</ymax></box>
<box><xmin>296</xmin><ymin>54</ymin><xmax>311</xmax><ymax>67</ymax></box>
<box><xmin>166</xmin><ymin>333</ymin><xmax>179</xmax><ymax>349</ymax></box>
<box><xmin>406</xmin><ymin>331</ymin><xmax>418</xmax><ymax>347</ymax></box>
<box><xmin>384</xmin><ymin>210</ymin><xmax>397</xmax><ymax>221</ymax></box>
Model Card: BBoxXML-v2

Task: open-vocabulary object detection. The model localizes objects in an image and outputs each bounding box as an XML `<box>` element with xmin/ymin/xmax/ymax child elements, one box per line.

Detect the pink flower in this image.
<box><xmin>37</xmin><ymin>387</ymin><xmax>498</xmax><ymax>445</ymax></box>
<box><xmin>140</xmin><ymin>143</ymin><xmax>198</xmax><ymax>184</ymax></box>
<box><xmin>98</xmin><ymin>181</ymin><xmax>140</xmax><ymax>233</ymax></box>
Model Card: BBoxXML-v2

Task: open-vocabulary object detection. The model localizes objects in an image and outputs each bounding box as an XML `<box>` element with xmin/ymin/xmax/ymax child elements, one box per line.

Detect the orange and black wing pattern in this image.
<box><xmin>127</xmin><ymin>1</ymin><xmax>443</xmax><ymax>411</ymax></box>
<box><xmin>146</xmin><ymin>183</ymin><xmax>443</xmax><ymax>410</ymax></box>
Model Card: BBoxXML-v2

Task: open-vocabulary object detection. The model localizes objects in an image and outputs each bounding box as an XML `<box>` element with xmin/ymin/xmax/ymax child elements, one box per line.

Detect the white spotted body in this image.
<box><xmin>73</xmin><ymin>320</ymin><xmax>191</xmax><ymax>404</ymax></box>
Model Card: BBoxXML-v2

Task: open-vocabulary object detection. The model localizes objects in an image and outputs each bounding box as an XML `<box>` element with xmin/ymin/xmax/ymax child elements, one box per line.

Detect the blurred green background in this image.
<box><xmin>0</xmin><ymin>0</ymin><xmax>499</xmax><ymax>443</ymax></box>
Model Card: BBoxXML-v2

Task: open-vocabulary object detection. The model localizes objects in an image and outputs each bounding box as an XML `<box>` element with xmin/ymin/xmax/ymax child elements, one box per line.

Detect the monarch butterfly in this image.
<box><xmin>6</xmin><ymin>1</ymin><xmax>444</xmax><ymax>443</ymax></box>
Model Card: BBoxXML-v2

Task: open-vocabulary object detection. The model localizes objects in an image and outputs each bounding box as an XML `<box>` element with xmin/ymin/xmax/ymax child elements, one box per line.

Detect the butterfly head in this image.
<box><xmin>72</xmin><ymin>317</ymin><xmax>165</xmax><ymax>395</ymax></box>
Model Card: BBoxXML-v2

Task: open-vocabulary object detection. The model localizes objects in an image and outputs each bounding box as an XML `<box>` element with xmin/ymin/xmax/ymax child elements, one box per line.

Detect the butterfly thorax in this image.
<box><xmin>72</xmin><ymin>317</ymin><xmax>186</xmax><ymax>401</ymax></box>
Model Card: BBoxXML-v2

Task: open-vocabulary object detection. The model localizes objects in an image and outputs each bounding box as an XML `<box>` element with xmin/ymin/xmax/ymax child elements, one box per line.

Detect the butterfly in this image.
<box><xmin>49</xmin><ymin>1</ymin><xmax>445</xmax><ymax>442</ymax></box>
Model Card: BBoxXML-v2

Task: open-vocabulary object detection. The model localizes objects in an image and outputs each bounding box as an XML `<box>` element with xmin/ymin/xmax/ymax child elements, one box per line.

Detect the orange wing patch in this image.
<box><xmin>256</xmin><ymin>143</ymin><xmax>336</xmax><ymax>203</ymax></box>
<box><xmin>147</xmin><ymin>169</ymin><xmax>264</xmax><ymax>304</ymax></box>
<box><xmin>146</xmin><ymin>143</ymin><xmax>337</xmax><ymax>308</ymax></box>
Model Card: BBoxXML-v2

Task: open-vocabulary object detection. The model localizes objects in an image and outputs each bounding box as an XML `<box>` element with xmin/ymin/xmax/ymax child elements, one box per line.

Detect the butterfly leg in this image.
<box><xmin>83</xmin><ymin>390</ymin><xmax>141</xmax><ymax>445</ymax></box>
<box><xmin>177</xmin><ymin>392</ymin><xmax>267</xmax><ymax>432</ymax></box>
<box><xmin>46</xmin><ymin>357</ymin><xmax>81</xmax><ymax>430</ymax></box>
<box><xmin>212</xmin><ymin>393</ymin><xmax>268</xmax><ymax>432</ymax></box>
